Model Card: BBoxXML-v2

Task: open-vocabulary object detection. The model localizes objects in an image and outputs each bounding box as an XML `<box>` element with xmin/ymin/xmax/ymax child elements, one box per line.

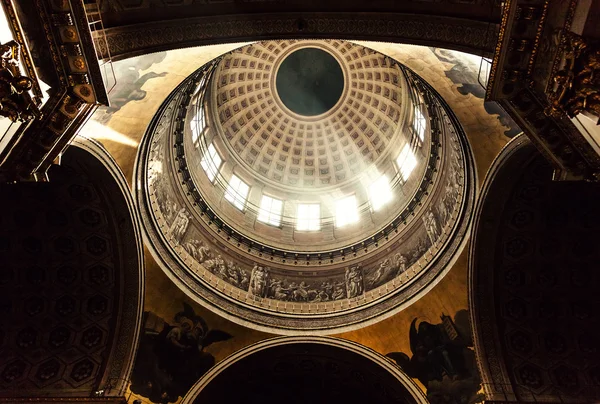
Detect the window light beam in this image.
<box><xmin>258</xmin><ymin>195</ymin><xmax>283</xmax><ymax>227</ymax></box>
<box><xmin>369</xmin><ymin>176</ymin><xmax>393</xmax><ymax>212</ymax></box>
<box><xmin>413</xmin><ymin>105</ymin><xmax>426</xmax><ymax>142</ymax></box>
<box><xmin>396</xmin><ymin>144</ymin><xmax>417</xmax><ymax>182</ymax></box>
<box><xmin>200</xmin><ymin>143</ymin><xmax>222</xmax><ymax>182</ymax></box>
<box><xmin>224</xmin><ymin>174</ymin><xmax>250</xmax><ymax>211</ymax></box>
<box><xmin>335</xmin><ymin>195</ymin><xmax>359</xmax><ymax>228</ymax></box>
<box><xmin>297</xmin><ymin>203</ymin><xmax>320</xmax><ymax>231</ymax></box>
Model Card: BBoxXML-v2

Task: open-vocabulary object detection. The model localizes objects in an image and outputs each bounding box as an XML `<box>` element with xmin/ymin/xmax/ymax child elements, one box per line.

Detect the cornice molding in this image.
<box><xmin>96</xmin><ymin>13</ymin><xmax>499</xmax><ymax>61</ymax></box>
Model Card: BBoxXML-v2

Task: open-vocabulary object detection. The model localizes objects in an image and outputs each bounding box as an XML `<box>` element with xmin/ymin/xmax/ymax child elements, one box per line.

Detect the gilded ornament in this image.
<box><xmin>546</xmin><ymin>31</ymin><xmax>600</xmax><ymax>123</ymax></box>
<box><xmin>79</xmin><ymin>85</ymin><xmax>92</xmax><ymax>97</ymax></box>
<box><xmin>73</xmin><ymin>56</ymin><xmax>86</xmax><ymax>70</ymax></box>
<box><xmin>63</xmin><ymin>27</ymin><xmax>77</xmax><ymax>40</ymax></box>
<box><xmin>0</xmin><ymin>41</ymin><xmax>41</xmax><ymax>122</ymax></box>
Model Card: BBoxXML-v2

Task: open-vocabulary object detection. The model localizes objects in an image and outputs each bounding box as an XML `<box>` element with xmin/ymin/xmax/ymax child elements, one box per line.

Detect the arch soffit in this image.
<box><xmin>71</xmin><ymin>136</ymin><xmax>146</xmax><ymax>395</ymax></box>
<box><xmin>468</xmin><ymin>134</ymin><xmax>534</xmax><ymax>402</ymax></box>
<box><xmin>182</xmin><ymin>336</ymin><xmax>428</xmax><ymax>404</ymax></box>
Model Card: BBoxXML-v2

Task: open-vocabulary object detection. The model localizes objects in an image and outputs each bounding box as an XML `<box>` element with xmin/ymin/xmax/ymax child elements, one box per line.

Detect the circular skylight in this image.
<box><xmin>275</xmin><ymin>48</ymin><xmax>344</xmax><ymax>116</ymax></box>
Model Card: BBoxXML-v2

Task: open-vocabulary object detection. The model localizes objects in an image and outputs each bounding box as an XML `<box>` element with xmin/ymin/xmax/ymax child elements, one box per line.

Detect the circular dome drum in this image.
<box><xmin>134</xmin><ymin>40</ymin><xmax>476</xmax><ymax>334</ymax></box>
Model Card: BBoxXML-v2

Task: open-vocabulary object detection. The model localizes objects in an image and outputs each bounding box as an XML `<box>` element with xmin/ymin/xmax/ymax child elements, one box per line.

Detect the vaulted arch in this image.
<box><xmin>470</xmin><ymin>135</ymin><xmax>600</xmax><ymax>402</ymax></box>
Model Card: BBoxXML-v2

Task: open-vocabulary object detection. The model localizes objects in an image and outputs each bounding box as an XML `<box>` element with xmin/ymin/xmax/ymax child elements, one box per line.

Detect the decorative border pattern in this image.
<box><xmin>97</xmin><ymin>14</ymin><xmax>499</xmax><ymax>61</ymax></box>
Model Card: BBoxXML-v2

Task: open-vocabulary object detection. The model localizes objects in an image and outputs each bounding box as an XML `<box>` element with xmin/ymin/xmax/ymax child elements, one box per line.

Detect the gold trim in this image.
<box><xmin>545</xmin><ymin>0</ymin><xmax>579</xmax><ymax>94</ymax></box>
<box><xmin>486</xmin><ymin>0</ymin><xmax>514</xmax><ymax>100</ymax></box>
<box><xmin>526</xmin><ymin>0</ymin><xmax>550</xmax><ymax>78</ymax></box>
<box><xmin>0</xmin><ymin>0</ymin><xmax>43</xmax><ymax>101</ymax></box>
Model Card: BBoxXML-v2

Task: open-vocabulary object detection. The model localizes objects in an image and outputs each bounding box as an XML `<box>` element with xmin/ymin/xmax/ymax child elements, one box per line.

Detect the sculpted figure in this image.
<box><xmin>269</xmin><ymin>279</ymin><xmax>289</xmax><ymax>300</ymax></box>
<box><xmin>369</xmin><ymin>258</ymin><xmax>391</xmax><ymax>286</ymax></box>
<box><xmin>331</xmin><ymin>282</ymin><xmax>345</xmax><ymax>300</ymax></box>
<box><xmin>0</xmin><ymin>40</ymin><xmax>40</xmax><ymax>122</ymax></box>
<box><xmin>424</xmin><ymin>210</ymin><xmax>440</xmax><ymax>245</ymax></box>
<box><xmin>394</xmin><ymin>253</ymin><xmax>408</xmax><ymax>275</ymax></box>
<box><xmin>345</xmin><ymin>265</ymin><xmax>364</xmax><ymax>298</ymax></box>
<box><xmin>171</xmin><ymin>208</ymin><xmax>190</xmax><ymax>243</ymax></box>
<box><xmin>249</xmin><ymin>264</ymin><xmax>269</xmax><ymax>297</ymax></box>
<box><xmin>292</xmin><ymin>281</ymin><xmax>309</xmax><ymax>301</ymax></box>
<box><xmin>546</xmin><ymin>32</ymin><xmax>600</xmax><ymax>122</ymax></box>
<box><xmin>197</xmin><ymin>243</ymin><xmax>211</xmax><ymax>262</ymax></box>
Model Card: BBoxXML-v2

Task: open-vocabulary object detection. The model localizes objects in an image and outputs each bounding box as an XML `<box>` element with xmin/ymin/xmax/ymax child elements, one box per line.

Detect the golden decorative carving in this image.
<box><xmin>485</xmin><ymin>0</ymin><xmax>513</xmax><ymax>100</ymax></box>
<box><xmin>0</xmin><ymin>41</ymin><xmax>41</xmax><ymax>122</ymax></box>
<box><xmin>546</xmin><ymin>32</ymin><xmax>600</xmax><ymax>123</ymax></box>
<box><xmin>526</xmin><ymin>0</ymin><xmax>549</xmax><ymax>78</ymax></box>
<box><xmin>73</xmin><ymin>56</ymin><xmax>86</xmax><ymax>70</ymax></box>
<box><xmin>515</xmin><ymin>5</ymin><xmax>542</xmax><ymax>20</ymax></box>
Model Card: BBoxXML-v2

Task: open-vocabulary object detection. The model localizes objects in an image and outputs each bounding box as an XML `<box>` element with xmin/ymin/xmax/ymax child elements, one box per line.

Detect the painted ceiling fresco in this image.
<box><xmin>78</xmin><ymin>41</ymin><xmax>515</xmax><ymax>404</ymax></box>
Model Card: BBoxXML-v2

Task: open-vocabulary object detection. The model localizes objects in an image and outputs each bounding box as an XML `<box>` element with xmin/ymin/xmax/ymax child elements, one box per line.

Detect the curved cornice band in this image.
<box><xmin>97</xmin><ymin>13</ymin><xmax>499</xmax><ymax>60</ymax></box>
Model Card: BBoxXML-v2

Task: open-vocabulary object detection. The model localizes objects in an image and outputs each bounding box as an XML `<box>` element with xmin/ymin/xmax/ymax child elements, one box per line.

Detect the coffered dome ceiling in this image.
<box><xmin>134</xmin><ymin>40</ymin><xmax>476</xmax><ymax>334</ymax></box>
<box><xmin>214</xmin><ymin>40</ymin><xmax>406</xmax><ymax>189</ymax></box>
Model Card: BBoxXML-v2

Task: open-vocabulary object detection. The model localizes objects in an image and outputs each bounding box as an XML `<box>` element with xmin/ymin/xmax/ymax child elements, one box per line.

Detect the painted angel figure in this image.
<box><xmin>386</xmin><ymin>311</ymin><xmax>484</xmax><ymax>404</ymax></box>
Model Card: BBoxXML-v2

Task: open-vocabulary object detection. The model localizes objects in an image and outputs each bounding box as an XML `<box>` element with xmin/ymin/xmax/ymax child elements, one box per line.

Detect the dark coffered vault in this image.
<box><xmin>470</xmin><ymin>137</ymin><xmax>600</xmax><ymax>402</ymax></box>
<box><xmin>0</xmin><ymin>141</ymin><xmax>143</xmax><ymax>400</ymax></box>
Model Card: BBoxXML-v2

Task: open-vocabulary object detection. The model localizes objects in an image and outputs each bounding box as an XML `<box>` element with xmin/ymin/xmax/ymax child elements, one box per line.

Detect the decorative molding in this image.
<box><xmin>546</xmin><ymin>32</ymin><xmax>600</xmax><ymax>123</ymax></box>
<box><xmin>71</xmin><ymin>137</ymin><xmax>145</xmax><ymax>398</ymax></box>
<box><xmin>96</xmin><ymin>13</ymin><xmax>499</xmax><ymax>61</ymax></box>
<box><xmin>182</xmin><ymin>336</ymin><xmax>428</xmax><ymax>404</ymax></box>
<box><xmin>486</xmin><ymin>0</ymin><xmax>600</xmax><ymax>181</ymax></box>
<box><xmin>0</xmin><ymin>0</ymin><xmax>108</xmax><ymax>181</ymax></box>
<box><xmin>0</xmin><ymin>40</ymin><xmax>41</xmax><ymax>122</ymax></box>
<box><xmin>469</xmin><ymin>134</ymin><xmax>530</xmax><ymax>402</ymax></box>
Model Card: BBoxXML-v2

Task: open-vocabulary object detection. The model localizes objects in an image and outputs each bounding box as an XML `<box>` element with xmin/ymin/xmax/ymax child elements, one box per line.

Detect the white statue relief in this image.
<box><xmin>423</xmin><ymin>210</ymin><xmax>440</xmax><ymax>245</ymax></box>
<box><xmin>249</xmin><ymin>264</ymin><xmax>269</xmax><ymax>298</ymax></box>
<box><xmin>170</xmin><ymin>208</ymin><xmax>190</xmax><ymax>244</ymax></box>
<box><xmin>345</xmin><ymin>265</ymin><xmax>364</xmax><ymax>298</ymax></box>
